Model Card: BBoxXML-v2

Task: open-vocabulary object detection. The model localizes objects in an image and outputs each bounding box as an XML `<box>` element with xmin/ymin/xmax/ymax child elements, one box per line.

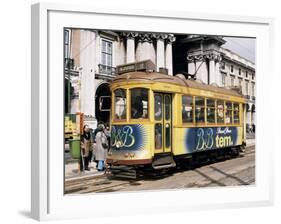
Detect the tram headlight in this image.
<box><xmin>116</xmin><ymin>141</ymin><xmax>121</xmax><ymax>149</ymax></box>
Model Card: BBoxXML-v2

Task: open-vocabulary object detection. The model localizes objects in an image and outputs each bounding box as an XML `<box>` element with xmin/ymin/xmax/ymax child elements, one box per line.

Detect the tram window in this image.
<box><xmin>155</xmin><ymin>94</ymin><xmax>162</xmax><ymax>121</ymax></box>
<box><xmin>225</xmin><ymin>102</ymin><xmax>233</xmax><ymax>124</ymax></box>
<box><xmin>165</xmin><ymin>95</ymin><xmax>171</xmax><ymax>120</ymax></box>
<box><xmin>155</xmin><ymin>124</ymin><xmax>162</xmax><ymax>149</ymax></box>
<box><xmin>165</xmin><ymin>124</ymin><xmax>171</xmax><ymax>148</ymax></box>
<box><xmin>234</xmin><ymin>103</ymin><xmax>240</xmax><ymax>123</ymax></box>
<box><xmin>182</xmin><ymin>95</ymin><xmax>193</xmax><ymax>123</ymax></box>
<box><xmin>114</xmin><ymin>89</ymin><xmax>127</xmax><ymax>120</ymax></box>
<box><xmin>217</xmin><ymin>100</ymin><xmax>224</xmax><ymax>123</ymax></box>
<box><xmin>195</xmin><ymin>97</ymin><xmax>205</xmax><ymax>123</ymax></box>
<box><xmin>130</xmin><ymin>88</ymin><xmax>148</xmax><ymax>119</ymax></box>
<box><xmin>207</xmin><ymin>99</ymin><xmax>215</xmax><ymax>123</ymax></box>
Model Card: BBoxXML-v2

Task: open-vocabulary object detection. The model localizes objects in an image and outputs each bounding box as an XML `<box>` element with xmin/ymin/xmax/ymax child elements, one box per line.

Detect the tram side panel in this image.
<box><xmin>172</xmin><ymin>126</ymin><xmax>244</xmax><ymax>156</ymax></box>
<box><xmin>108</xmin><ymin>124</ymin><xmax>154</xmax><ymax>164</ymax></box>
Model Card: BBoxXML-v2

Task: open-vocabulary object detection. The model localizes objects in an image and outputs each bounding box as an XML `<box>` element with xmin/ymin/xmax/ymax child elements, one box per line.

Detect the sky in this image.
<box><xmin>222</xmin><ymin>37</ymin><xmax>256</xmax><ymax>63</ymax></box>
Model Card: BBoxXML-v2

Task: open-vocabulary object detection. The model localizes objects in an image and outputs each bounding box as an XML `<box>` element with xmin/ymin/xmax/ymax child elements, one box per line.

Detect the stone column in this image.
<box><xmin>209</xmin><ymin>58</ymin><xmax>216</xmax><ymax>84</ymax></box>
<box><xmin>195</xmin><ymin>56</ymin><xmax>203</xmax><ymax>82</ymax></box>
<box><xmin>80</xmin><ymin>30</ymin><xmax>96</xmax><ymax>119</ymax></box>
<box><xmin>206</xmin><ymin>53</ymin><xmax>222</xmax><ymax>86</ymax></box>
<box><xmin>165</xmin><ymin>34</ymin><xmax>175</xmax><ymax>75</ymax></box>
<box><xmin>154</xmin><ymin>34</ymin><xmax>166</xmax><ymax>72</ymax></box>
<box><xmin>123</xmin><ymin>32</ymin><xmax>138</xmax><ymax>63</ymax></box>
<box><xmin>187</xmin><ymin>56</ymin><xmax>196</xmax><ymax>75</ymax></box>
<box><xmin>201</xmin><ymin>60</ymin><xmax>209</xmax><ymax>84</ymax></box>
<box><xmin>194</xmin><ymin>55</ymin><xmax>208</xmax><ymax>84</ymax></box>
<box><xmin>116</xmin><ymin>36</ymin><xmax>126</xmax><ymax>65</ymax></box>
<box><xmin>215</xmin><ymin>61</ymin><xmax>221</xmax><ymax>86</ymax></box>
<box><xmin>138</xmin><ymin>33</ymin><xmax>152</xmax><ymax>62</ymax></box>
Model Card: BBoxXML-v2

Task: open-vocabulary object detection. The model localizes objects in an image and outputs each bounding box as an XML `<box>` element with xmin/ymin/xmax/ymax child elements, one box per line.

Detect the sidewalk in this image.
<box><xmin>246</xmin><ymin>138</ymin><xmax>255</xmax><ymax>147</ymax></box>
<box><xmin>65</xmin><ymin>160</ymin><xmax>106</xmax><ymax>181</ymax></box>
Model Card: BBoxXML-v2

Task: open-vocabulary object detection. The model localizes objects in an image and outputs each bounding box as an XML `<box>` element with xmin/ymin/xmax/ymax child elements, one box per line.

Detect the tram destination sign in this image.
<box><xmin>116</xmin><ymin>60</ymin><xmax>156</xmax><ymax>75</ymax></box>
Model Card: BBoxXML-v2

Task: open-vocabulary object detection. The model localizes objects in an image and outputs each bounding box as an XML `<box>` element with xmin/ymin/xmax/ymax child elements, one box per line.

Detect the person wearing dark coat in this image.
<box><xmin>80</xmin><ymin>125</ymin><xmax>91</xmax><ymax>171</ymax></box>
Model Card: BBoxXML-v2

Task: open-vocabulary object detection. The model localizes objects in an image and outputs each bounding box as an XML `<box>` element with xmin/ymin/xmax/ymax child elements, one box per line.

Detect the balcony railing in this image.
<box><xmin>98</xmin><ymin>64</ymin><xmax>116</xmax><ymax>77</ymax></box>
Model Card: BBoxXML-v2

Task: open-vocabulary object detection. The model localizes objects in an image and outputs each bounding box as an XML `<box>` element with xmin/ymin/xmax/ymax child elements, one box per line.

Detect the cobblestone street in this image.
<box><xmin>65</xmin><ymin>144</ymin><xmax>255</xmax><ymax>194</ymax></box>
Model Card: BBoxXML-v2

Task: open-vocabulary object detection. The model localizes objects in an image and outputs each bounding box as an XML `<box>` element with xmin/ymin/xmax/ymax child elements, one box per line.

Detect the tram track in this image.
<box><xmin>65</xmin><ymin>145</ymin><xmax>255</xmax><ymax>194</ymax></box>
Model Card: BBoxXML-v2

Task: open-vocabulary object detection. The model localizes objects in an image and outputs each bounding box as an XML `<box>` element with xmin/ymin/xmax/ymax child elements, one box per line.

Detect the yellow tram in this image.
<box><xmin>106</xmin><ymin>71</ymin><xmax>246</xmax><ymax>170</ymax></box>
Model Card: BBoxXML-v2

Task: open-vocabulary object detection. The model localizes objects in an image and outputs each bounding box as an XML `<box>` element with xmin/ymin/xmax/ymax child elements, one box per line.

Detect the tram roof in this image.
<box><xmin>112</xmin><ymin>71</ymin><xmax>243</xmax><ymax>97</ymax></box>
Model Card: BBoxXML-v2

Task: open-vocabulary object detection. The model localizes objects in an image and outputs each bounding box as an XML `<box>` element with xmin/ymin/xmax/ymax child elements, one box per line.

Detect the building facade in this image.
<box><xmin>64</xmin><ymin>29</ymin><xmax>175</xmax><ymax>129</ymax></box>
<box><xmin>64</xmin><ymin>31</ymin><xmax>255</xmax><ymax>132</ymax></box>
<box><xmin>173</xmin><ymin>35</ymin><xmax>256</xmax><ymax>132</ymax></box>
<box><xmin>220</xmin><ymin>47</ymin><xmax>256</xmax><ymax>132</ymax></box>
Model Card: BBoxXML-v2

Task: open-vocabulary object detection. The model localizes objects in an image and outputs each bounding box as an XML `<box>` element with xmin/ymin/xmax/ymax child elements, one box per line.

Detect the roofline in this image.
<box><xmin>112</xmin><ymin>71</ymin><xmax>244</xmax><ymax>98</ymax></box>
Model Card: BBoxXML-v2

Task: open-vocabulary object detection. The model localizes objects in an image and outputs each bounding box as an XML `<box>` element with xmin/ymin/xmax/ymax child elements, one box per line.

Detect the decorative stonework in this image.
<box><xmin>205</xmin><ymin>53</ymin><xmax>222</xmax><ymax>62</ymax></box>
<box><xmin>187</xmin><ymin>52</ymin><xmax>222</xmax><ymax>62</ymax></box>
<box><xmin>187</xmin><ymin>55</ymin><xmax>195</xmax><ymax>62</ymax></box>
<box><xmin>151</xmin><ymin>33</ymin><xmax>168</xmax><ymax>40</ymax></box>
<box><xmin>167</xmin><ymin>34</ymin><xmax>176</xmax><ymax>43</ymax></box>
<box><xmin>187</xmin><ymin>54</ymin><xmax>205</xmax><ymax>62</ymax></box>
<box><xmin>139</xmin><ymin>33</ymin><xmax>153</xmax><ymax>43</ymax></box>
<box><xmin>121</xmin><ymin>32</ymin><xmax>139</xmax><ymax>39</ymax></box>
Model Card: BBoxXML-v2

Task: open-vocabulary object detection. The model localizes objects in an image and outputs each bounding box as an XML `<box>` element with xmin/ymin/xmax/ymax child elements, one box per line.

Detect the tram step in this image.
<box><xmin>152</xmin><ymin>162</ymin><xmax>176</xmax><ymax>170</ymax></box>
<box><xmin>152</xmin><ymin>154</ymin><xmax>176</xmax><ymax>170</ymax></box>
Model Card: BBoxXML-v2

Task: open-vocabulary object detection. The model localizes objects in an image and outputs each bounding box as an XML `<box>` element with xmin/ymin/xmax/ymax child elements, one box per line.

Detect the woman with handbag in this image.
<box><xmin>80</xmin><ymin>125</ymin><xmax>91</xmax><ymax>171</ymax></box>
<box><xmin>95</xmin><ymin>124</ymin><xmax>108</xmax><ymax>171</ymax></box>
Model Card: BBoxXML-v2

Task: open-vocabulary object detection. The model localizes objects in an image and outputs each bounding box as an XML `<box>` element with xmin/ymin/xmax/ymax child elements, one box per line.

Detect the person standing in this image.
<box><xmin>95</xmin><ymin>124</ymin><xmax>108</xmax><ymax>171</ymax></box>
<box><xmin>80</xmin><ymin>125</ymin><xmax>91</xmax><ymax>171</ymax></box>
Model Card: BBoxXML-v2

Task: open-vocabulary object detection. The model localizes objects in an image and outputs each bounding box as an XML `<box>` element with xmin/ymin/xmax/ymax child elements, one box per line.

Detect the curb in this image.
<box><xmin>65</xmin><ymin>171</ymin><xmax>106</xmax><ymax>182</ymax></box>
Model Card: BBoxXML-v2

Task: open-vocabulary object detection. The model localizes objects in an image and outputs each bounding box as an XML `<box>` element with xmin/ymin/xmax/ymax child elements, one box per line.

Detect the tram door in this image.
<box><xmin>154</xmin><ymin>93</ymin><xmax>172</xmax><ymax>154</ymax></box>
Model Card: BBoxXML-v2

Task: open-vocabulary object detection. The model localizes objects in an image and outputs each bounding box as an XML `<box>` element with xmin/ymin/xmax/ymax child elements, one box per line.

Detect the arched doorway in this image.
<box><xmin>95</xmin><ymin>83</ymin><xmax>111</xmax><ymax>125</ymax></box>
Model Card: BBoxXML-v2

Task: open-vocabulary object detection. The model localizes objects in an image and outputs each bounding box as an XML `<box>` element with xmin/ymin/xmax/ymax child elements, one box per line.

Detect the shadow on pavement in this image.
<box><xmin>193</xmin><ymin>169</ymin><xmax>226</xmax><ymax>186</ymax></box>
<box><xmin>209</xmin><ymin>166</ymin><xmax>250</xmax><ymax>185</ymax></box>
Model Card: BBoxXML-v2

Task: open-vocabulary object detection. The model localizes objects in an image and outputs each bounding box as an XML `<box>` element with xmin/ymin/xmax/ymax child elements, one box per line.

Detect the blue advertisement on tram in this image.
<box><xmin>185</xmin><ymin>127</ymin><xmax>238</xmax><ymax>153</ymax></box>
<box><xmin>111</xmin><ymin>124</ymin><xmax>147</xmax><ymax>151</ymax></box>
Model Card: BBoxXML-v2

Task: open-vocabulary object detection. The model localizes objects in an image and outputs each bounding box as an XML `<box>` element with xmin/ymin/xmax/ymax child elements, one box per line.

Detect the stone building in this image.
<box><xmin>64</xmin><ymin>29</ymin><xmax>175</xmax><ymax>129</ymax></box>
<box><xmin>220</xmin><ymin>47</ymin><xmax>256</xmax><ymax>132</ymax></box>
<box><xmin>173</xmin><ymin>35</ymin><xmax>256</xmax><ymax>131</ymax></box>
<box><xmin>64</xmin><ymin>30</ymin><xmax>255</xmax><ymax>131</ymax></box>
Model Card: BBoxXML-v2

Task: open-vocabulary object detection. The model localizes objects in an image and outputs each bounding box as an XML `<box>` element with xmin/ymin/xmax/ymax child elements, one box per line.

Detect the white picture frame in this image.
<box><xmin>31</xmin><ymin>2</ymin><xmax>274</xmax><ymax>221</ymax></box>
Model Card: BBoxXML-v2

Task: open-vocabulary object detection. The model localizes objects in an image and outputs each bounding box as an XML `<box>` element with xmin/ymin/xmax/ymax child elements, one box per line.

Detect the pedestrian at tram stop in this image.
<box><xmin>80</xmin><ymin>125</ymin><xmax>91</xmax><ymax>171</ymax></box>
<box><xmin>95</xmin><ymin>124</ymin><xmax>108</xmax><ymax>171</ymax></box>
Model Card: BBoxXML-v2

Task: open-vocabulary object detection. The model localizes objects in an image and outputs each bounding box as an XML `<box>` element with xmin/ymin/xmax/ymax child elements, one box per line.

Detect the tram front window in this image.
<box><xmin>195</xmin><ymin>97</ymin><xmax>205</xmax><ymax>123</ymax></box>
<box><xmin>114</xmin><ymin>88</ymin><xmax>127</xmax><ymax>120</ymax></box>
<box><xmin>130</xmin><ymin>88</ymin><xmax>149</xmax><ymax>119</ymax></box>
<box><xmin>182</xmin><ymin>95</ymin><xmax>193</xmax><ymax>123</ymax></box>
<box><xmin>217</xmin><ymin>100</ymin><xmax>224</xmax><ymax>123</ymax></box>
<box><xmin>225</xmin><ymin>102</ymin><xmax>233</xmax><ymax>124</ymax></box>
<box><xmin>234</xmin><ymin>103</ymin><xmax>240</xmax><ymax>123</ymax></box>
